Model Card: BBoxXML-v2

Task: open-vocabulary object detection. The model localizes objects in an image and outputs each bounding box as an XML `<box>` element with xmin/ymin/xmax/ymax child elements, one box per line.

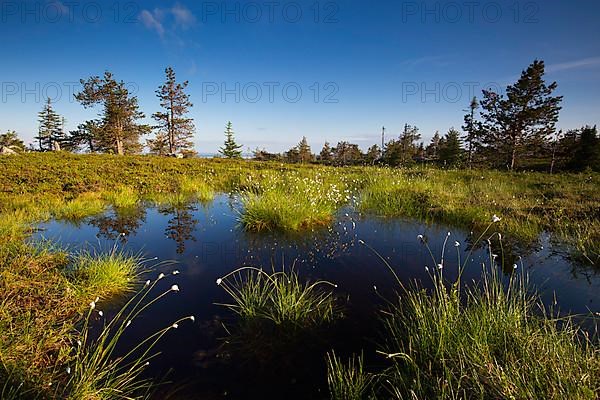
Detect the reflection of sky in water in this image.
<box><xmin>34</xmin><ymin>195</ymin><xmax>600</xmax><ymax>397</ymax></box>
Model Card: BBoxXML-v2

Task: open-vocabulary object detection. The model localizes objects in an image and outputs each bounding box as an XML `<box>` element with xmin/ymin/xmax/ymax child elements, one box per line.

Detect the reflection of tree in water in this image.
<box><xmin>160</xmin><ymin>204</ymin><xmax>199</xmax><ymax>254</ymax></box>
<box><xmin>90</xmin><ymin>207</ymin><xmax>147</xmax><ymax>241</ymax></box>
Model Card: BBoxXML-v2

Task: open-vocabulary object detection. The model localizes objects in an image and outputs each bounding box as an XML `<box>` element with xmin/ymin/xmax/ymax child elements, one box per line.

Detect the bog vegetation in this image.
<box><xmin>0</xmin><ymin>58</ymin><xmax>599</xmax><ymax>398</ymax></box>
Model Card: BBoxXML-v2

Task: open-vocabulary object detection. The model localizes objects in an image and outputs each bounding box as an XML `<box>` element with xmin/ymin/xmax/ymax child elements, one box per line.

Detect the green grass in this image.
<box><xmin>326</xmin><ymin>352</ymin><xmax>374</xmax><ymax>400</ymax></box>
<box><xmin>104</xmin><ymin>186</ymin><xmax>139</xmax><ymax>209</ymax></box>
<box><xmin>179</xmin><ymin>177</ymin><xmax>214</xmax><ymax>203</ymax></box>
<box><xmin>0</xmin><ymin>153</ymin><xmax>599</xmax><ymax>397</ymax></box>
<box><xmin>53</xmin><ymin>192</ymin><xmax>106</xmax><ymax>220</ymax></box>
<box><xmin>361</xmin><ymin>228</ymin><xmax>600</xmax><ymax>400</ymax></box>
<box><xmin>240</xmin><ymin>172</ymin><xmax>351</xmax><ymax>231</ymax></box>
<box><xmin>217</xmin><ymin>266</ymin><xmax>339</xmax><ymax>328</ymax></box>
<box><xmin>379</xmin><ymin>269</ymin><xmax>600</xmax><ymax>399</ymax></box>
<box><xmin>216</xmin><ymin>267</ymin><xmax>341</xmax><ymax>362</ymax></box>
<box><xmin>68</xmin><ymin>246</ymin><xmax>141</xmax><ymax>301</ymax></box>
<box><xmin>58</xmin><ymin>272</ymin><xmax>192</xmax><ymax>400</ymax></box>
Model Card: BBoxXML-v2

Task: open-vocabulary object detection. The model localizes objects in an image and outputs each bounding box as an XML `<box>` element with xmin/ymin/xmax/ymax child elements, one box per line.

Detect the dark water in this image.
<box><xmin>35</xmin><ymin>195</ymin><xmax>600</xmax><ymax>399</ymax></box>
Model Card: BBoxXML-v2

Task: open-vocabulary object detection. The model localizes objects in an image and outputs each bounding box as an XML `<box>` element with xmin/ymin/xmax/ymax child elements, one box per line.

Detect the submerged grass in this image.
<box><xmin>326</xmin><ymin>352</ymin><xmax>374</xmax><ymax>400</ymax></box>
<box><xmin>216</xmin><ymin>266</ymin><xmax>342</xmax><ymax>364</ymax></box>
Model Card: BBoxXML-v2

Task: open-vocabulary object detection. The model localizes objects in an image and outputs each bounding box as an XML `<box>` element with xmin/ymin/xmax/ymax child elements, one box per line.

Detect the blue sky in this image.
<box><xmin>1</xmin><ymin>0</ymin><xmax>599</xmax><ymax>152</ymax></box>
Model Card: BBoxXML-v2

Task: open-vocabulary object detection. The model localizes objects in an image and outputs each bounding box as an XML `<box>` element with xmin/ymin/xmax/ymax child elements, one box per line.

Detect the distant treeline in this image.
<box><xmin>1</xmin><ymin>60</ymin><xmax>598</xmax><ymax>172</ymax></box>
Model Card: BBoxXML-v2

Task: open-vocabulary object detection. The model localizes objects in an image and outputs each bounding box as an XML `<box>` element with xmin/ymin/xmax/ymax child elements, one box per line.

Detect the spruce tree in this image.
<box><xmin>426</xmin><ymin>131</ymin><xmax>441</xmax><ymax>160</ymax></box>
<box><xmin>438</xmin><ymin>128</ymin><xmax>463</xmax><ymax>167</ymax></box>
<box><xmin>151</xmin><ymin>67</ymin><xmax>195</xmax><ymax>155</ymax></box>
<box><xmin>365</xmin><ymin>144</ymin><xmax>381</xmax><ymax>165</ymax></box>
<box><xmin>480</xmin><ymin>60</ymin><xmax>562</xmax><ymax>170</ymax></box>
<box><xmin>37</xmin><ymin>98</ymin><xmax>64</xmax><ymax>151</ymax></box>
<box><xmin>219</xmin><ymin>121</ymin><xmax>243</xmax><ymax>158</ymax></box>
<box><xmin>571</xmin><ymin>125</ymin><xmax>600</xmax><ymax>171</ymax></box>
<box><xmin>319</xmin><ymin>142</ymin><xmax>333</xmax><ymax>163</ymax></box>
<box><xmin>75</xmin><ymin>71</ymin><xmax>149</xmax><ymax>155</ymax></box>
<box><xmin>297</xmin><ymin>136</ymin><xmax>312</xmax><ymax>163</ymax></box>
<box><xmin>462</xmin><ymin>96</ymin><xmax>481</xmax><ymax>169</ymax></box>
<box><xmin>0</xmin><ymin>131</ymin><xmax>26</xmax><ymax>152</ymax></box>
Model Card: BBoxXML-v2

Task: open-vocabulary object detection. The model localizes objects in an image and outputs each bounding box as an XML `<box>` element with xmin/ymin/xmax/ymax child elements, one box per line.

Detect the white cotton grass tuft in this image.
<box><xmin>513</xmin><ymin>264</ymin><xmax>518</xmax><ymax>269</ymax></box>
<box><xmin>157</xmin><ymin>273</ymin><xmax>165</xmax><ymax>280</ymax></box>
<box><xmin>171</xmin><ymin>323</ymin><xmax>179</xmax><ymax>329</ymax></box>
<box><xmin>89</xmin><ymin>301</ymin><xmax>96</xmax><ymax>310</ymax></box>
<box><xmin>492</xmin><ymin>214</ymin><xmax>501</xmax><ymax>223</ymax></box>
<box><xmin>417</xmin><ymin>234</ymin><xmax>424</xmax><ymax>240</ymax></box>
<box><xmin>454</xmin><ymin>241</ymin><xmax>460</xmax><ymax>247</ymax></box>
<box><xmin>172</xmin><ymin>270</ymin><xmax>180</xmax><ymax>275</ymax></box>
<box><xmin>145</xmin><ymin>280</ymin><xmax>151</xmax><ymax>286</ymax></box>
<box><xmin>189</xmin><ymin>315</ymin><xmax>195</xmax><ymax>322</ymax></box>
<box><xmin>66</xmin><ymin>366</ymin><xmax>71</xmax><ymax>374</ymax></box>
<box><xmin>98</xmin><ymin>310</ymin><xmax>104</xmax><ymax>317</ymax></box>
<box><xmin>437</xmin><ymin>263</ymin><xmax>444</xmax><ymax>270</ymax></box>
<box><xmin>216</xmin><ymin>278</ymin><xmax>223</xmax><ymax>285</ymax></box>
<box><xmin>126</xmin><ymin>320</ymin><xmax>132</xmax><ymax>327</ymax></box>
<box><xmin>170</xmin><ymin>284</ymin><xmax>180</xmax><ymax>292</ymax></box>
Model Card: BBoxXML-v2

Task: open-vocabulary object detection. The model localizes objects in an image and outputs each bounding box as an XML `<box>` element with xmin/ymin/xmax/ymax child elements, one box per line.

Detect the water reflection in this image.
<box><xmin>89</xmin><ymin>206</ymin><xmax>147</xmax><ymax>241</ymax></box>
<box><xmin>159</xmin><ymin>204</ymin><xmax>199</xmax><ymax>254</ymax></box>
<box><xmin>35</xmin><ymin>195</ymin><xmax>600</xmax><ymax>399</ymax></box>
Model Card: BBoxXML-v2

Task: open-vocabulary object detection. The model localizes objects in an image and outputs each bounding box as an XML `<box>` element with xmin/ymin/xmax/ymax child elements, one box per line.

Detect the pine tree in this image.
<box><xmin>319</xmin><ymin>142</ymin><xmax>333</xmax><ymax>163</ymax></box>
<box><xmin>67</xmin><ymin>120</ymin><xmax>102</xmax><ymax>153</ymax></box>
<box><xmin>425</xmin><ymin>131</ymin><xmax>441</xmax><ymax>160</ymax></box>
<box><xmin>570</xmin><ymin>125</ymin><xmax>600</xmax><ymax>171</ymax></box>
<box><xmin>365</xmin><ymin>144</ymin><xmax>381</xmax><ymax>165</ymax></box>
<box><xmin>151</xmin><ymin>67</ymin><xmax>195</xmax><ymax>155</ymax></box>
<box><xmin>75</xmin><ymin>71</ymin><xmax>149</xmax><ymax>155</ymax></box>
<box><xmin>37</xmin><ymin>98</ymin><xmax>64</xmax><ymax>151</ymax></box>
<box><xmin>462</xmin><ymin>96</ymin><xmax>481</xmax><ymax>169</ymax></box>
<box><xmin>479</xmin><ymin>60</ymin><xmax>563</xmax><ymax>170</ymax></box>
<box><xmin>332</xmin><ymin>141</ymin><xmax>363</xmax><ymax>166</ymax></box>
<box><xmin>438</xmin><ymin>128</ymin><xmax>463</xmax><ymax>167</ymax></box>
<box><xmin>0</xmin><ymin>131</ymin><xmax>26</xmax><ymax>152</ymax></box>
<box><xmin>383</xmin><ymin>124</ymin><xmax>421</xmax><ymax>166</ymax></box>
<box><xmin>297</xmin><ymin>136</ymin><xmax>312</xmax><ymax>163</ymax></box>
<box><xmin>219</xmin><ymin>121</ymin><xmax>243</xmax><ymax>158</ymax></box>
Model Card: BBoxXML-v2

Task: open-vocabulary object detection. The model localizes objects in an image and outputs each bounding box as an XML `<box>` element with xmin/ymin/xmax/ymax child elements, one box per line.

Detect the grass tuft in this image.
<box><xmin>326</xmin><ymin>352</ymin><xmax>374</xmax><ymax>400</ymax></box>
<box><xmin>68</xmin><ymin>247</ymin><xmax>141</xmax><ymax>301</ymax></box>
<box><xmin>105</xmin><ymin>187</ymin><xmax>139</xmax><ymax>209</ymax></box>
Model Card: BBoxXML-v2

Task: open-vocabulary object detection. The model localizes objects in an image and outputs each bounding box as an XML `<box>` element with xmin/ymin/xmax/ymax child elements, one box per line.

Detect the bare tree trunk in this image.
<box><xmin>510</xmin><ymin>147</ymin><xmax>517</xmax><ymax>171</ymax></box>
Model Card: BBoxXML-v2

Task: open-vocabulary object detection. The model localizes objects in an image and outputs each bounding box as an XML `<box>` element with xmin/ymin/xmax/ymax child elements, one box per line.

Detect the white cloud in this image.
<box><xmin>546</xmin><ymin>57</ymin><xmax>600</xmax><ymax>74</ymax></box>
<box><xmin>140</xmin><ymin>9</ymin><xmax>165</xmax><ymax>37</ymax></box>
<box><xmin>171</xmin><ymin>3</ymin><xmax>196</xmax><ymax>29</ymax></box>
<box><xmin>139</xmin><ymin>3</ymin><xmax>196</xmax><ymax>38</ymax></box>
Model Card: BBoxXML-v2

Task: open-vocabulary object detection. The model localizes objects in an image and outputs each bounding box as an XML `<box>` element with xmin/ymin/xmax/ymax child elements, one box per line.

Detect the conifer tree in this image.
<box><xmin>151</xmin><ymin>67</ymin><xmax>195</xmax><ymax>155</ymax></box>
<box><xmin>438</xmin><ymin>128</ymin><xmax>463</xmax><ymax>167</ymax></box>
<box><xmin>75</xmin><ymin>71</ymin><xmax>149</xmax><ymax>155</ymax></box>
<box><xmin>319</xmin><ymin>142</ymin><xmax>333</xmax><ymax>163</ymax></box>
<box><xmin>297</xmin><ymin>136</ymin><xmax>312</xmax><ymax>163</ymax></box>
<box><xmin>479</xmin><ymin>60</ymin><xmax>562</xmax><ymax>170</ymax></box>
<box><xmin>365</xmin><ymin>144</ymin><xmax>381</xmax><ymax>165</ymax></box>
<box><xmin>36</xmin><ymin>98</ymin><xmax>64</xmax><ymax>151</ymax></box>
<box><xmin>570</xmin><ymin>125</ymin><xmax>600</xmax><ymax>171</ymax></box>
<box><xmin>0</xmin><ymin>131</ymin><xmax>26</xmax><ymax>152</ymax></box>
<box><xmin>462</xmin><ymin>96</ymin><xmax>481</xmax><ymax>169</ymax></box>
<box><xmin>219</xmin><ymin>121</ymin><xmax>243</xmax><ymax>158</ymax></box>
